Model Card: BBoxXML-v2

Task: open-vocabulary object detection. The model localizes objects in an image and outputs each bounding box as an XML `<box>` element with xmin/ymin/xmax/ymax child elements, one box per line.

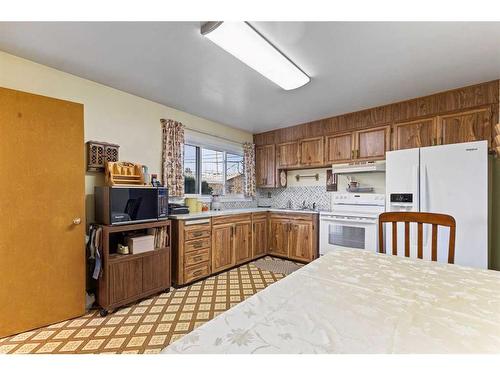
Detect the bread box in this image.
<box><xmin>127</xmin><ymin>235</ymin><xmax>155</xmax><ymax>254</ymax></box>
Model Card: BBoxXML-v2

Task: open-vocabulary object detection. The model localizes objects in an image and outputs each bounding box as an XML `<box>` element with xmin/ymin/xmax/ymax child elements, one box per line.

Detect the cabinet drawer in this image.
<box><xmin>185</xmin><ymin>248</ymin><xmax>210</xmax><ymax>267</ymax></box>
<box><xmin>184</xmin><ymin>225</ymin><xmax>211</xmax><ymax>241</ymax></box>
<box><xmin>185</xmin><ymin>238</ymin><xmax>211</xmax><ymax>252</ymax></box>
<box><xmin>184</xmin><ymin>262</ymin><xmax>210</xmax><ymax>284</ymax></box>
<box><xmin>212</xmin><ymin>214</ymin><xmax>252</xmax><ymax>225</ymax></box>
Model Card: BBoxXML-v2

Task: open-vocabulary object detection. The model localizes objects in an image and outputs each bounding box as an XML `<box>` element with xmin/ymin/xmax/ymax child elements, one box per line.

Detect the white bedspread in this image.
<box><xmin>163</xmin><ymin>250</ymin><xmax>500</xmax><ymax>353</ymax></box>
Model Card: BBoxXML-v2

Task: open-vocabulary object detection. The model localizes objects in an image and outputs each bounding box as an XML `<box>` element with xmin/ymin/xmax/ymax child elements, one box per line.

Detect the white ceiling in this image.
<box><xmin>0</xmin><ymin>22</ymin><xmax>499</xmax><ymax>133</ymax></box>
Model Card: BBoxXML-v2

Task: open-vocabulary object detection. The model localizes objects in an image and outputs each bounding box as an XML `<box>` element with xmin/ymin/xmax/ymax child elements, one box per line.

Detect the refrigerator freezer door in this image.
<box><xmin>420</xmin><ymin>141</ymin><xmax>488</xmax><ymax>268</ymax></box>
<box><xmin>385</xmin><ymin>148</ymin><xmax>420</xmax><ymax>256</ymax></box>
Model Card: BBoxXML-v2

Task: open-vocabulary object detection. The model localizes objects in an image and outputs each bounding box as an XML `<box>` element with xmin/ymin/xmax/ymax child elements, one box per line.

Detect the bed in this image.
<box><xmin>162</xmin><ymin>250</ymin><xmax>500</xmax><ymax>353</ymax></box>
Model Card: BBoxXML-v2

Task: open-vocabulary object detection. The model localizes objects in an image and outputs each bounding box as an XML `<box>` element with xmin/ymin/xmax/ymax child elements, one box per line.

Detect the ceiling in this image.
<box><xmin>0</xmin><ymin>22</ymin><xmax>499</xmax><ymax>133</ymax></box>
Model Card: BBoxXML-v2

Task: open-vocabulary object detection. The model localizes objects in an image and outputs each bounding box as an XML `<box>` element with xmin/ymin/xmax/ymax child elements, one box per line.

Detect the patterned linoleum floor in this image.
<box><xmin>0</xmin><ymin>259</ymin><xmax>286</xmax><ymax>354</ymax></box>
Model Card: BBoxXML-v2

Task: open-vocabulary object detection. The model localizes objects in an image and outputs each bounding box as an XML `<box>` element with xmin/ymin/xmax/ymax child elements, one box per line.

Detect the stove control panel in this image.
<box><xmin>332</xmin><ymin>193</ymin><xmax>385</xmax><ymax>206</ymax></box>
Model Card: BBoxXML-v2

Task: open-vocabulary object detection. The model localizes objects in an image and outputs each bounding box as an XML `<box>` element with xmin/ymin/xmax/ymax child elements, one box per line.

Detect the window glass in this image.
<box><xmin>184</xmin><ymin>144</ymin><xmax>198</xmax><ymax>194</ymax></box>
<box><xmin>225</xmin><ymin>153</ymin><xmax>244</xmax><ymax>195</ymax></box>
<box><xmin>201</xmin><ymin>148</ymin><xmax>224</xmax><ymax>195</ymax></box>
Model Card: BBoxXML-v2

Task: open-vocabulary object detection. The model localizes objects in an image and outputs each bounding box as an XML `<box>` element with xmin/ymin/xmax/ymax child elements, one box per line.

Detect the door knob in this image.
<box><xmin>73</xmin><ymin>218</ymin><xmax>82</xmax><ymax>225</ymax></box>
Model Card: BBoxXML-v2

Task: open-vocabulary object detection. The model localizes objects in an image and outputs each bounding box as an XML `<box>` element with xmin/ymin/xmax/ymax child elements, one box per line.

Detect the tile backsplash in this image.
<box><xmin>257</xmin><ymin>186</ymin><xmax>332</xmax><ymax>211</ymax></box>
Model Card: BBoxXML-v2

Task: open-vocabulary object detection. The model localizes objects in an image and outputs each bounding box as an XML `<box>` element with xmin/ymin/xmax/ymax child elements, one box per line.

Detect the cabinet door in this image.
<box><xmin>252</xmin><ymin>219</ymin><xmax>268</xmax><ymax>258</ymax></box>
<box><xmin>256</xmin><ymin>144</ymin><xmax>275</xmax><ymax>188</ymax></box>
<box><xmin>109</xmin><ymin>259</ymin><xmax>143</xmax><ymax>305</ymax></box>
<box><xmin>269</xmin><ymin>219</ymin><xmax>289</xmax><ymax>257</ymax></box>
<box><xmin>212</xmin><ymin>224</ymin><xmax>234</xmax><ymax>273</ymax></box>
<box><xmin>143</xmin><ymin>249</ymin><xmax>170</xmax><ymax>292</ymax></box>
<box><xmin>300</xmin><ymin>137</ymin><xmax>324</xmax><ymax>167</ymax></box>
<box><xmin>325</xmin><ymin>133</ymin><xmax>353</xmax><ymax>163</ymax></box>
<box><xmin>393</xmin><ymin>118</ymin><xmax>437</xmax><ymax>150</ymax></box>
<box><xmin>276</xmin><ymin>141</ymin><xmax>300</xmax><ymax>168</ymax></box>
<box><xmin>288</xmin><ymin>222</ymin><xmax>314</xmax><ymax>262</ymax></box>
<box><xmin>438</xmin><ymin>108</ymin><xmax>492</xmax><ymax>146</ymax></box>
<box><xmin>234</xmin><ymin>222</ymin><xmax>252</xmax><ymax>265</ymax></box>
<box><xmin>354</xmin><ymin>125</ymin><xmax>390</xmax><ymax>160</ymax></box>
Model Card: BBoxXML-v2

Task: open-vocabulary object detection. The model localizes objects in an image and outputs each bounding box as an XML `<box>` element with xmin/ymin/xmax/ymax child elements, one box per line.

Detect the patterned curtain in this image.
<box><xmin>161</xmin><ymin>119</ymin><xmax>185</xmax><ymax>197</ymax></box>
<box><xmin>243</xmin><ymin>142</ymin><xmax>256</xmax><ymax>197</ymax></box>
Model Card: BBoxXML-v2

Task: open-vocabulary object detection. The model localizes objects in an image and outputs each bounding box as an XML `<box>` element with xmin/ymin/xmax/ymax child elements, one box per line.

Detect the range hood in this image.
<box><xmin>332</xmin><ymin>161</ymin><xmax>386</xmax><ymax>174</ymax></box>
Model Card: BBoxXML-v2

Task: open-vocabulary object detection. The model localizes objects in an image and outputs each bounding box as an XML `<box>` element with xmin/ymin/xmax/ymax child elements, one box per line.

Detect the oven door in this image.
<box><xmin>320</xmin><ymin>215</ymin><xmax>379</xmax><ymax>255</ymax></box>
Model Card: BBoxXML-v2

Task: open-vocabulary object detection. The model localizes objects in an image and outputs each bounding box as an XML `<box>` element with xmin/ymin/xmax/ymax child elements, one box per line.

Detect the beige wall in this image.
<box><xmin>0</xmin><ymin>51</ymin><xmax>253</xmax><ymax>222</ymax></box>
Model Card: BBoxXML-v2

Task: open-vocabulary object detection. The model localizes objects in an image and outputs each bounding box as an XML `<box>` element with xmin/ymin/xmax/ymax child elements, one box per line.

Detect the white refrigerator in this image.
<box><xmin>385</xmin><ymin>140</ymin><xmax>489</xmax><ymax>269</ymax></box>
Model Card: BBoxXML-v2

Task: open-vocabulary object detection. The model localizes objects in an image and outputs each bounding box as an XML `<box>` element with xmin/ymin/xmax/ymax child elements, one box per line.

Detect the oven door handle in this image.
<box><xmin>321</xmin><ymin>217</ymin><xmax>378</xmax><ymax>224</ymax></box>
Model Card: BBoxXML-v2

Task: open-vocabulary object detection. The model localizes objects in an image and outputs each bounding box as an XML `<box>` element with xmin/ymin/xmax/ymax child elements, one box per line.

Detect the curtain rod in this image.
<box><xmin>184</xmin><ymin>126</ymin><xmax>250</xmax><ymax>146</ymax></box>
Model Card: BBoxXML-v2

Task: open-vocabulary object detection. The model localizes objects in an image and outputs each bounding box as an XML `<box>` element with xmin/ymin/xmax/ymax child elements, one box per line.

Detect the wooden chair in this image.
<box><xmin>378</xmin><ymin>212</ymin><xmax>456</xmax><ymax>264</ymax></box>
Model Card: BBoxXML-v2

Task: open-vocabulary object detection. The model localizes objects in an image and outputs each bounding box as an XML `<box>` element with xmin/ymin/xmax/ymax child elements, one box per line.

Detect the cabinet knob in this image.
<box><xmin>73</xmin><ymin>218</ymin><xmax>82</xmax><ymax>225</ymax></box>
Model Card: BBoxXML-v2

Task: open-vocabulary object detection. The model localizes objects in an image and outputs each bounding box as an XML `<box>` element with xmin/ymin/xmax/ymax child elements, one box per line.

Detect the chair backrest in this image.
<box><xmin>378</xmin><ymin>212</ymin><xmax>456</xmax><ymax>264</ymax></box>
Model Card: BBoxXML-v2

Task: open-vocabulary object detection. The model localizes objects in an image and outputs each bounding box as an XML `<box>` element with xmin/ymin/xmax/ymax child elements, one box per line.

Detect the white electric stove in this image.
<box><xmin>319</xmin><ymin>193</ymin><xmax>385</xmax><ymax>255</ymax></box>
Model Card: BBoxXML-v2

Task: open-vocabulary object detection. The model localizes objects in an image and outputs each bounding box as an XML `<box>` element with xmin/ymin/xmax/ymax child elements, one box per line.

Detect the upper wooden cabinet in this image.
<box><xmin>325</xmin><ymin>133</ymin><xmax>353</xmax><ymax>163</ymax></box>
<box><xmin>276</xmin><ymin>141</ymin><xmax>300</xmax><ymax>169</ymax></box>
<box><xmin>393</xmin><ymin>118</ymin><xmax>437</xmax><ymax>150</ymax></box>
<box><xmin>255</xmin><ymin>144</ymin><xmax>275</xmax><ymax>188</ymax></box>
<box><xmin>299</xmin><ymin>137</ymin><xmax>324</xmax><ymax>167</ymax></box>
<box><xmin>353</xmin><ymin>125</ymin><xmax>390</xmax><ymax>160</ymax></box>
<box><xmin>438</xmin><ymin>108</ymin><xmax>492</xmax><ymax>146</ymax></box>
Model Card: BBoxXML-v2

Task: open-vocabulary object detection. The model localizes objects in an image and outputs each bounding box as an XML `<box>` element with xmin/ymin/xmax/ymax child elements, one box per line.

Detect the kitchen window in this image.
<box><xmin>183</xmin><ymin>144</ymin><xmax>245</xmax><ymax>197</ymax></box>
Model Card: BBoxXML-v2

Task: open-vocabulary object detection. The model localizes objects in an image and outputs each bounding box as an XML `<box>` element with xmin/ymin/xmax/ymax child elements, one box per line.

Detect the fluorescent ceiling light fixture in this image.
<box><xmin>201</xmin><ymin>22</ymin><xmax>310</xmax><ymax>90</ymax></box>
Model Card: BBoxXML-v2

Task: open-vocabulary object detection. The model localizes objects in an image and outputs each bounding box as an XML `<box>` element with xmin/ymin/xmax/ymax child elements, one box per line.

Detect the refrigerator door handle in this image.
<box><xmin>413</xmin><ymin>164</ymin><xmax>420</xmax><ymax>211</ymax></box>
<box><xmin>421</xmin><ymin>164</ymin><xmax>430</xmax><ymax>246</ymax></box>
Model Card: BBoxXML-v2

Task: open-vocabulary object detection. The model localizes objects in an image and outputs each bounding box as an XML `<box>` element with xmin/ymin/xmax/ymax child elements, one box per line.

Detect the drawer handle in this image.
<box><xmin>191</xmin><ymin>231</ymin><xmax>203</xmax><ymax>237</ymax></box>
<box><xmin>193</xmin><ymin>242</ymin><xmax>204</xmax><ymax>248</ymax></box>
<box><xmin>193</xmin><ymin>256</ymin><xmax>203</xmax><ymax>261</ymax></box>
<box><xmin>193</xmin><ymin>270</ymin><xmax>202</xmax><ymax>276</ymax></box>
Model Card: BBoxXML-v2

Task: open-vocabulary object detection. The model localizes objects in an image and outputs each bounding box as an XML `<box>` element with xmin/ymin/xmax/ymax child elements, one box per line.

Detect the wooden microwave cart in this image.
<box><xmin>96</xmin><ymin>220</ymin><xmax>171</xmax><ymax>316</ymax></box>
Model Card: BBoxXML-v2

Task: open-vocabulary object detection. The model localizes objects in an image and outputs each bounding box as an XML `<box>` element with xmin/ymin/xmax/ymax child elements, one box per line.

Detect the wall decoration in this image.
<box><xmin>326</xmin><ymin>169</ymin><xmax>337</xmax><ymax>192</ymax></box>
<box><xmin>86</xmin><ymin>141</ymin><xmax>120</xmax><ymax>172</ymax></box>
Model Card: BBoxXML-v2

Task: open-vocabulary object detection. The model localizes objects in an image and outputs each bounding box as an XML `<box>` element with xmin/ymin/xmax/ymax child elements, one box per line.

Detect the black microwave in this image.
<box><xmin>94</xmin><ymin>186</ymin><xmax>168</xmax><ymax>225</ymax></box>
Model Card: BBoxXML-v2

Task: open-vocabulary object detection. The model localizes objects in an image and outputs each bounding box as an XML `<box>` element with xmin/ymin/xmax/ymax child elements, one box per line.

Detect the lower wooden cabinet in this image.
<box><xmin>172</xmin><ymin>219</ymin><xmax>212</xmax><ymax>286</ymax></box>
<box><xmin>142</xmin><ymin>250</ymin><xmax>171</xmax><ymax>292</ymax></box>
<box><xmin>252</xmin><ymin>214</ymin><xmax>268</xmax><ymax>258</ymax></box>
<box><xmin>109</xmin><ymin>258</ymin><xmax>143</xmax><ymax>306</ymax></box>
<box><xmin>172</xmin><ymin>211</ymin><xmax>319</xmax><ymax>286</ymax></box>
<box><xmin>288</xmin><ymin>222</ymin><xmax>314</xmax><ymax>262</ymax></box>
<box><xmin>212</xmin><ymin>223</ymin><xmax>234</xmax><ymax>273</ymax></box>
<box><xmin>268</xmin><ymin>213</ymin><xmax>318</xmax><ymax>262</ymax></box>
<box><xmin>234</xmin><ymin>221</ymin><xmax>252</xmax><ymax>264</ymax></box>
<box><xmin>269</xmin><ymin>219</ymin><xmax>289</xmax><ymax>257</ymax></box>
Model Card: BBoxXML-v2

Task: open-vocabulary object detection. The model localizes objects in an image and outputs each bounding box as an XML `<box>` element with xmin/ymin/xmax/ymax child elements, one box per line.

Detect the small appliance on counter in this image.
<box><xmin>168</xmin><ymin>203</ymin><xmax>189</xmax><ymax>215</ymax></box>
<box><xmin>94</xmin><ymin>186</ymin><xmax>168</xmax><ymax>225</ymax></box>
<box><xmin>211</xmin><ymin>194</ymin><xmax>222</xmax><ymax>211</ymax></box>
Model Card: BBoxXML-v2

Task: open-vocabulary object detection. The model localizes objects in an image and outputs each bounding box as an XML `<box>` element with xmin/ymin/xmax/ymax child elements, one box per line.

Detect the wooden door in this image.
<box><xmin>300</xmin><ymin>137</ymin><xmax>324</xmax><ymax>167</ymax></box>
<box><xmin>354</xmin><ymin>125</ymin><xmax>390</xmax><ymax>160</ymax></box>
<box><xmin>0</xmin><ymin>87</ymin><xmax>85</xmax><ymax>338</ymax></box>
<box><xmin>211</xmin><ymin>224</ymin><xmax>234</xmax><ymax>273</ymax></box>
<box><xmin>269</xmin><ymin>219</ymin><xmax>289</xmax><ymax>257</ymax></box>
<box><xmin>142</xmin><ymin>249</ymin><xmax>170</xmax><ymax>292</ymax></box>
<box><xmin>252</xmin><ymin>219</ymin><xmax>268</xmax><ymax>258</ymax></box>
<box><xmin>325</xmin><ymin>133</ymin><xmax>354</xmax><ymax>163</ymax></box>
<box><xmin>438</xmin><ymin>108</ymin><xmax>492</xmax><ymax>146</ymax></box>
<box><xmin>234</xmin><ymin>222</ymin><xmax>252</xmax><ymax>265</ymax></box>
<box><xmin>288</xmin><ymin>221</ymin><xmax>314</xmax><ymax>262</ymax></box>
<box><xmin>276</xmin><ymin>141</ymin><xmax>300</xmax><ymax>168</ymax></box>
<box><xmin>393</xmin><ymin>118</ymin><xmax>437</xmax><ymax>150</ymax></box>
<box><xmin>109</xmin><ymin>259</ymin><xmax>143</xmax><ymax>305</ymax></box>
<box><xmin>256</xmin><ymin>144</ymin><xmax>275</xmax><ymax>188</ymax></box>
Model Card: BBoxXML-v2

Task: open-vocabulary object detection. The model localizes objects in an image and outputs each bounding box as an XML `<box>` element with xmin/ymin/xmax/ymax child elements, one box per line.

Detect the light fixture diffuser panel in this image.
<box><xmin>203</xmin><ymin>22</ymin><xmax>310</xmax><ymax>90</ymax></box>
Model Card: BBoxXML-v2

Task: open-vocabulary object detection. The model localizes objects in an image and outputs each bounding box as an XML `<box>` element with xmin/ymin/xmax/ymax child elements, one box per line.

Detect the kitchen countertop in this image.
<box><xmin>168</xmin><ymin>207</ymin><xmax>321</xmax><ymax>220</ymax></box>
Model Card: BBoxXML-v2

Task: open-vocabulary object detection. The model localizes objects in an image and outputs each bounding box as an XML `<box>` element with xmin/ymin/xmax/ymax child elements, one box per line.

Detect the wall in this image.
<box><xmin>0</xmin><ymin>51</ymin><xmax>253</xmax><ymax>222</ymax></box>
